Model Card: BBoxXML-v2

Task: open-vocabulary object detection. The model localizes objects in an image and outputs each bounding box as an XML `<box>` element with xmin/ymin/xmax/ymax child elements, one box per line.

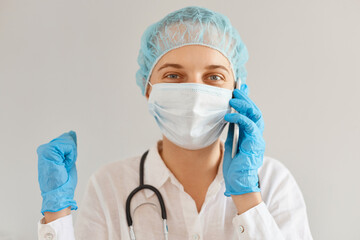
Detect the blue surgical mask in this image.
<box><xmin>148</xmin><ymin>83</ymin><xmax>232</xmax><ymax>150</ymax></box>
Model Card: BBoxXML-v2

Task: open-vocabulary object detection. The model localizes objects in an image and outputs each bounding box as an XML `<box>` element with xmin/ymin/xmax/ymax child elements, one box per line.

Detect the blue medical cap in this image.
<box><xmin>136</xmin><ymin>6</ymin><xmax>249</xmax><ymax>96</ymax></box>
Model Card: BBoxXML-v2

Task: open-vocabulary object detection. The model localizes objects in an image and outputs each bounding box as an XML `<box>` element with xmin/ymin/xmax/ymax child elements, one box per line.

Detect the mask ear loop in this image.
<box><xmin>145</xmin><ymin>81</ymin><xmax>153</xmax><ymax>97</ymax></box>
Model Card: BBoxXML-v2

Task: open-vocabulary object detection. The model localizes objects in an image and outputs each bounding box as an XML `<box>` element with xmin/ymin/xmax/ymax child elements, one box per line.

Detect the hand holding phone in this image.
<box><xmin>223</xmin><ymin>82</ymin><xmax>265</xmax><ymax>196</ymax></box>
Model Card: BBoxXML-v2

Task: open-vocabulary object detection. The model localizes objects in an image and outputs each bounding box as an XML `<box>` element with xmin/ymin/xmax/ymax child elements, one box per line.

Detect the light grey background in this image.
<box><xmin>1</xmin><ymin>0</ymin><xmax>359</xmax><ymax>239</ymax></box>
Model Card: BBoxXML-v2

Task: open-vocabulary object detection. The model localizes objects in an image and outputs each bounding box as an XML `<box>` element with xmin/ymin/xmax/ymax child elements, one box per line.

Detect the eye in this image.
<box><xmin>165</xmin><ymin>74</ymin><xmax>180</xmax><ymax>79</ymax></box>
<box><xmin>208</xmin><ymin>75</ymin><xmax>223</xmax><ymax>81</ymax></box>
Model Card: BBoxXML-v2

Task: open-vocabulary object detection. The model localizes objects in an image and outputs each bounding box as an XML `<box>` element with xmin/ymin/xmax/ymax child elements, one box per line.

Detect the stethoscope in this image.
<box><xmin>125</xmin><ymin>149</ymin><xmax>261</xmax><ymax>240</ymax></box>
<box><xmin>125</xmin><ymin>150</ymin><xmax>169</xmax><ymax>240</ymax></box>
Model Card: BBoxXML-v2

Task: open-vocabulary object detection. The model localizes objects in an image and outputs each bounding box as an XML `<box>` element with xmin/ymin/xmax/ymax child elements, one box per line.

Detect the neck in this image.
<box><xmin>158</xmin><ymin>136</ymin><xmax>223</xmax><ymax>186</ymax></box>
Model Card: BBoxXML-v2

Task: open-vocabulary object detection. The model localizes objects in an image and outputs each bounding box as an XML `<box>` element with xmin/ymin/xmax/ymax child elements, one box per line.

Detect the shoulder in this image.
<box><xmin>258</xmin><ymin>155</ymin><xmax>297</xmax><ymax>187</ymax></box>
<box><xmin>87</xmin><ymin>154</ymin><xmax>143</xmax><ymax>193</ymax></box>
<box><xmin>76</xmin><ymin>155</ymin><xmax>145</xmax><ymax>224</ymax></box>
<box><xmin>93</xmin><ymin>155</ymin><xmax>141</xmax><ymax>179</ymax></box>
<box><xmin>258</xmin><ymin>156</ymin><xmax>306</xmax><ymax>206</ymax></box>
<box><xmin>259</xmin><ymin>155</ymin><xmax>292</xmax><ymax>180</ymax></box>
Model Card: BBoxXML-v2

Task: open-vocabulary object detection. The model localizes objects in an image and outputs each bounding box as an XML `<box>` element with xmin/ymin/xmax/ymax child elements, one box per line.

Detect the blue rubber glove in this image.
<box><xmin>37</xmin><ymin>130</ymin><xmax>78</xmax><ymax>215</ymax></box>
<box><xmin>223</xmin><ymin>84</ymin><xmax>265</xmax><ymax>196</ymax></box>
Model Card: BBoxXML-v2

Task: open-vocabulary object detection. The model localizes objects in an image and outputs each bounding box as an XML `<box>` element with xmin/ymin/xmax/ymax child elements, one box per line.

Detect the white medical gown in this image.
<box><xmin>38</xmin><ymin>140</ymin><xmax>313</xmax><ymax>240</ymax></box>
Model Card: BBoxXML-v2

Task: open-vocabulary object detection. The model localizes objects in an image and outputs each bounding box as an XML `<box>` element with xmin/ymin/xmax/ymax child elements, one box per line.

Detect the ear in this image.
<box><xmin>143</xmin><ymin>77</ymin><xmax>151</xmax><ymax>99</ymax></box>
<box><xmin>145</xmin><ymin>84</ymin><xmax>151</xmax><ymax>99</ymax></box>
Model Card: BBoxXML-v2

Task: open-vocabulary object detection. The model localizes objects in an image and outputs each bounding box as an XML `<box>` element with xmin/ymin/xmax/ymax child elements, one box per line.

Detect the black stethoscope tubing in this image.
<box><xmin>125</xmin><ymin>150</ymin><xmax>168</xmax><ymax>239</ymax></box>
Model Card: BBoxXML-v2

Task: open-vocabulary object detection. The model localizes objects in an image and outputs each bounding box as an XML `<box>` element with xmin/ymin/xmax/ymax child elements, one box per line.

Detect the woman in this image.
<box><xmin>37</xmin><ymin>6</ymin><xmax>313</xmax><ymax>240</ymax></box>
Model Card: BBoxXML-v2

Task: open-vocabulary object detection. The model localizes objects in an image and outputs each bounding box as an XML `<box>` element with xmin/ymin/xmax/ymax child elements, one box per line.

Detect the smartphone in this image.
<box><xmin>231</xmin><ymin>79</ymin><xmax>241</xmax><ymax>158</ymax></box>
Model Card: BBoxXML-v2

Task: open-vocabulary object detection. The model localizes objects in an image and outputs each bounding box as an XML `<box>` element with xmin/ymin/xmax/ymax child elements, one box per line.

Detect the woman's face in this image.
<box><xmin>146</xmin><ymin>45</ymin><xmax>235</xmax><ymax>99</ymax></box>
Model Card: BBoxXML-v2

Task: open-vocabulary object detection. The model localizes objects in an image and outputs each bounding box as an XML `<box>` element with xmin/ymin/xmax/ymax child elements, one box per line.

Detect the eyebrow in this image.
<box><xmin>205</xmin><ymin>64</ymin><xmax>229</xmax><ymax>74</ymax></box>
<box><xmin>157</xmin><ymin>63</ymin><xmax>183</xmax><ymax>72</ymax></box>
<box><xmin>157</xmin><ymin>63</ymin><xmax>230</xmax><ymax>74</ymax></box>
